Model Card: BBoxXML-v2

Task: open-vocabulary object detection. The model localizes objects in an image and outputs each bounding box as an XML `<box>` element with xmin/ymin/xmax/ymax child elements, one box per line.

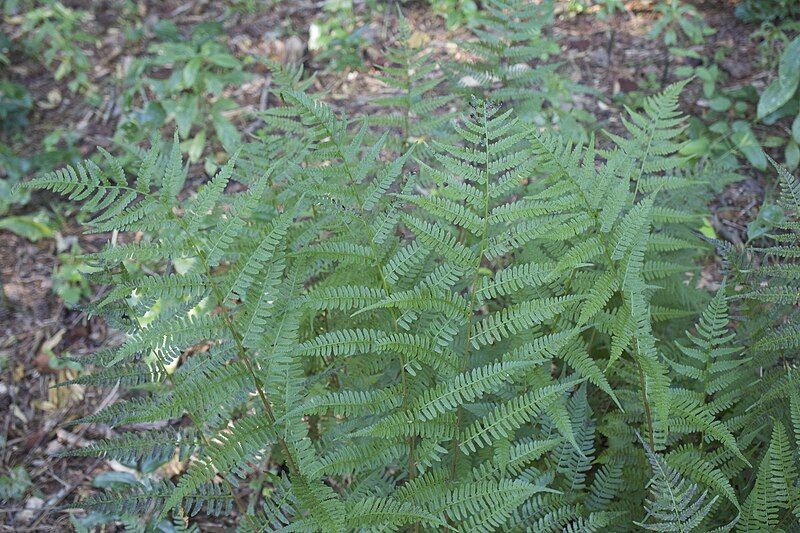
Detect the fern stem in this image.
<box><xmin>451</xmin><ymin>100</ymin><xmax>493</xmax><ymax>480</ymax></box>
<box><xmin>633</xmin><ymin>113</ymin><xmax>657</xmax><ymax>199</ymax></box>
<box><xmin>402</xmin><ymin>43</ymin><xmax>412</xmax><ymax>147</ymax></box>
<box><xmin>635</xmin><ymin>355</ymin><xmax>656</xmax><ymax>449</ymax></box>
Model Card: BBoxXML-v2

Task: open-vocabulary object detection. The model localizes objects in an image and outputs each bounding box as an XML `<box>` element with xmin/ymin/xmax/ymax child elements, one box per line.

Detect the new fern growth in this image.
<box><xmin>17</xmin><ymin>81</ymin><xmax>800</xmax><ymax>531</ymax></box>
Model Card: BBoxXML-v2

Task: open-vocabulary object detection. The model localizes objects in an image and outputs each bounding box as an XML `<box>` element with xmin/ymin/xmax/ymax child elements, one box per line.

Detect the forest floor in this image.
<box><xmin>0</xmin><ymin>0</ymin><xmax>770</xmax><ymax>529</ymax></box>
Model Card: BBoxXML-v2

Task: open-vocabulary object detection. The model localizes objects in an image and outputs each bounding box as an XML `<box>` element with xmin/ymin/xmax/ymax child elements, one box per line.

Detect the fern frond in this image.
<box><xmin>636</xmin><ymin>434</ymin><xmax>717</xmax><ymax>532</ymax></box>
<box><xmin>555</xmin><ymin>384</ymin><xmax>596</xmax><ymax>491</ymax></box>
<box><xmin>314</xmin><ymin>441</ymin><xmax>405</xmax><ymax>477</ymax></box>
<box><xmin>740</xmin><ymin>422</ymin><xmax>799</xmax><ymax>531</ymax></box>
<box><xmin>292</xmin><ymin>476</ymin><xmax>346</xmax><ymax>533</ymax></box>
<box><xmin>296</xmin><ymin>328</ymin><xmax>384</xmax><ymax>358</ymax></box>
<box><xmin>77</xmin><ymin>479</ymin><xmax>232</xmax><ymax>519</ymax></box>
<box><xmin>470</xmin><ymin>296</ymin><xmax>579</xmax><ymax>348</ymax></box>
<box><xmin>436</xmin><ymin>478</ymin><xmax>544</xmax><ymax>527</ymax></box>
<box><xmin>108</xmin><ymin>314</ymin><xmax>226</xmax><ymax>367</ymax></box>
<box><xmin>585</xmin><ymin>463</ymin><xmax>624</xmax><ymax>511</ymax></box>
<box><xmin>293</xmin><ymin>387</ymin><xmax>402</xmax><ymax>418</ymax></box>
<box><xmin>606</xmin><ymin>80</ymin><xmax>689</xmax><ymax>183</ymax></box>
<box><xmin>666</xmin><ymin>446</ymin><xmax>739</xmax><ymax>509</ymax></box>
<box><xmin>162</xmin><ymin>414</ymin><xmax>276</xmax><ymax>517</ymax></box>
<box><xmin>460</xmin><ymin>378</ymin><xmax>582</xmax><ymax>453</ymax></box>
<box><xmin>354</xmin><ymin>286</ymin><xmax>470</xmax><ymax>322</ymax></box>
<box><xmin>412</xmin><ymin>361</ymin><xmax>541</xmax><ymax>421</ymax></box>
<box><xmin>281</xmin><ymin>89</ymin><xmax>346</xmax><ymax>144</ymax></box>
<box><xmin>402</xmin><ymin>214</ymin><xmax>477</xmax><ymax>268</ymax></box>
<box><xmin>669</xmin><ymin>393</ymin><xmax>749</xmax><ymax>465</ymax></box>
<box><xmin>476</xmin><ymin>261</ymin><xmax>558</xmax><ymax>300</ymax></box>
<box><xmin>225</xmin><ymin>211</ymin><xmax>293</xmax><ymax>303</ymax></box>
<box><xmin>345</xmin><ymin>496</ymin><xmax>445</xmax><ymax>530</ymax></box>
<box><xmin>305</xmin><ymin>285</ymin><xmax>389</xmax><ymax>311</ymax></box>
<box><xmin>59</xmin><ymin>430</ymin><xmax>195</xmax><ymax>466</ymax></box>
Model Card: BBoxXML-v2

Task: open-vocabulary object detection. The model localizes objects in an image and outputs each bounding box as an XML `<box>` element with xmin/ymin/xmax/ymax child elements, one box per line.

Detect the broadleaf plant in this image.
<box><xmin>116</xmin><ymin>21</ymin><xmax>251</xmax><ymax>164</ymax></box>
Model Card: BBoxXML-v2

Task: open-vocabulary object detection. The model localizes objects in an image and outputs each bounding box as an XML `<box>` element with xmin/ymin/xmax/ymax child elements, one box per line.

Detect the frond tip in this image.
<box><xmin>636</xmin><ymin>433</ymin><xmax>717</xmax><ymax>532</ymax></box>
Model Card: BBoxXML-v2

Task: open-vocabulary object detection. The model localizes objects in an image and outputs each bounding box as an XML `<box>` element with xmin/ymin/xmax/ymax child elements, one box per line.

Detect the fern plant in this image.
<box><xmin>370</xmin><ymin>12</ymin><xmax>454</xmax><ymax>151</ymax></box>
<box><xmin>17</xmin><ymin>78</ymin><xmax>799</xmax><ymax>531</ymax></box>
<box><xmin>452</xmin><ymin>0</ymin><xmax>592</xmax><ymax>141</ymax></box>
<box><xmin>701</xmin><ymin>158</ymin><xmax>800</xmax><ymax>530</ymax></box>
<box><xmin>637</xmin><ymin>434</ymin><xmax>718</xmax><ymax>532</ymax></box>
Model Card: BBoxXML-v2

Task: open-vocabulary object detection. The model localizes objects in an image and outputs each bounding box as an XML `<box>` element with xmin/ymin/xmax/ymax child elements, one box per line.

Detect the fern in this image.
<box><xmin>77</xmin><ymin>479</ymin><xmax>233</xmax><ymax>520</ymax></box>
<box><xmin>605</xmin><ymin>80</ymin><xmax>689</xmax><ymax>189</ymax></box>
<box><xmin>740</xmin><ymin>422</ymin><xmax>800</xmax><ymax>530</ymax></box>
<box><xmin>636</xmin><ymin>435</ymin><xmax>717</xmax><ymax>532</ymax></box>
<box><xmin>371</xmin><ymin>10</ymin><xmax>454</xmax><ymax>149</ymax></box>
<box><xmin>19</xmin><ymin>76</ymin><xmax>798</xmax><ymax>531</ymax></box>
<box><xmin>59</xmin><ymin>430</ymin><xmax>195</xmax><ymax>466</ymax></box>
<box><xmin>452</xmin><ymin>0</ymin><xmax>589</xmax><ymax>139</ymax></box>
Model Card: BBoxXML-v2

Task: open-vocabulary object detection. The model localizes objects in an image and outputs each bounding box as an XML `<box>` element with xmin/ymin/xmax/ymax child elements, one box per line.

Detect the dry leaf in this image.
<box><xmin>34</xmin><ymin>329</ymin><xmax>64</xmax><ymax>375</ymax></box>
<box><xmin>408</xmin><ymin>31</ymin><xmax>428</xmax><ymax>49</ymax></box>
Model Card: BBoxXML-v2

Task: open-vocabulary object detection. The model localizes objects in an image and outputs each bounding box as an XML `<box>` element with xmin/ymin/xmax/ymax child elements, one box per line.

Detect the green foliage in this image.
<box><xmin>739</xmin><ymin>422</ymin><xmax>799</xmax><ymax>530</ymax></box>
<box><xmin>0</xmin><ymin>82</ymin><xmax>33</xmax><ymax>211</ymax></box>
<box><xmin>649</xmin><ymin>0</ymin><xmax>714</xmax><ymax>48</ymax></box>
<box><xmin>593</xmin><ymin>0</ymin><xmax>628</xmax><ymax>19</ymax></box>
<box><xmin>452</xmin><ymin>0</ymin><xmax>592</xmax><ymax>140</ymax></box>
<box><xmin>647</xmin><ymin>2</ymin><xmax>731</xmax><ymax>169</ymax></box>
<box><xmin>757</xmin><ymin>35</ymin><xmax>800</xmax><ymax>170</ymax></box>
<box><xmin>0</xmin><ymin>81</ymin><xmax>32</xmax><ymax>135</ymax></box>
<box><xmin>735</xmin><ymin>0</ymin><xmax>800</xmax><ymax>23</ymax></box>
<box><xmin>371</xmin><ymin>11</ymin><xmax>454</xmax><ymax>149</ymax></box>
<box><xmin>11</xmin><ymin>2</ymin><xmax>800</xmax><ymax>525</ymax></box>
<box><xmin>1</xmin><ymin>10</ymin><xmax>84</xmax><ymax>214</ymax></box>
<box><xmin>696</xmin><ymin>157</ymin><xmax>800</xmax><ymax>529</ymax></box>
<box><xmin>308</xmin><ymin>0</ymin><xmax>369</xmax><ymax>71</ymax></box>
<box><xmin>1</xmin><ymin>125</ymin><xmax>80</xmax><ymax>214</ymax></box>
<box><xmin>117</xmin><ymin>22</ymin><xmax>251</xmax><ymax>162</ymax></box>
<box><xmin>18</xmin><ymin>77</ymin><xmax>798</xmax><ymax>531</ymax></box>
<box><xmin>52</xmin><ymin>238</ymin><xmax>93</xmax><ymax>307</ymax></box>
<box><xmin>0</xmin><ymin>212</ymin><xmax>54</xmax><ymax>241</ymax></box>
<box><xmin>428</xmin><ymin>0</ymin><xmax>478</xmax><ymax>28</ymax></box>
<box><xmin>673</xmin><ymin>21</ymin><xmax>799</xmax><ymax>171</ymax></box>
<box><xmin>0</xmin><ymin>466</ymin><xmax>31</xmax><ymax>502</ymax></box>
<box><xmin>637</xmin><ymin>435</ymin><xmax>719</xmax><ymax>531</ymax></box>
<box><xmin>19</xmin><ymin>1</ymin><xmax>94</xmax><ymax>94</ymax></box>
